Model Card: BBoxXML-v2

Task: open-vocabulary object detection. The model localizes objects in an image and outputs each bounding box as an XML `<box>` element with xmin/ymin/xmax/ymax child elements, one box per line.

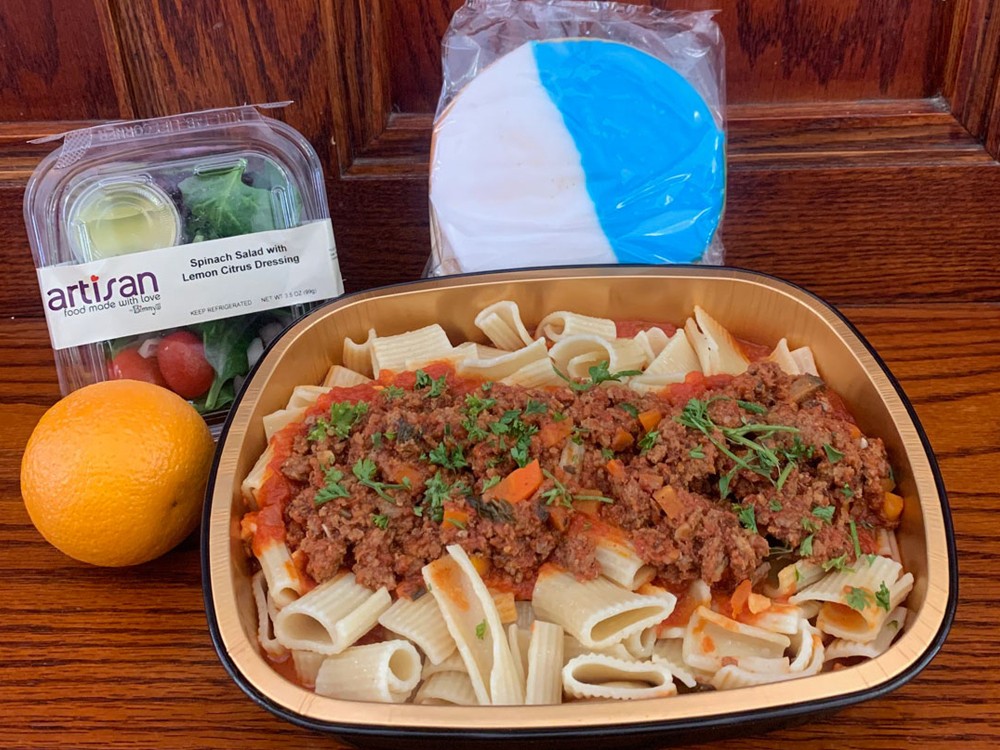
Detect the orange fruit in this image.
<box><xmin>20</xmin><ymin>379</ymin><xmax>215</xmax><ymax>566</ymax></box>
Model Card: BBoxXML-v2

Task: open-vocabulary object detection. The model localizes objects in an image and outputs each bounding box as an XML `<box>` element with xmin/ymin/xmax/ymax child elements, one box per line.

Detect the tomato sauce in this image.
<box><xmin>615</xmin><ymin>319</ymin><xmax>679</xmax><ymax>339</ymax></box>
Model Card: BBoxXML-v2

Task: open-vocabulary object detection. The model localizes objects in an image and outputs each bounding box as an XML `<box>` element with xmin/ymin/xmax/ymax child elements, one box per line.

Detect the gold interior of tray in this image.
<box><xmin>208</xmin><ymin>266</ymin><xmax>950</xmax><ymax>730</ymax></box>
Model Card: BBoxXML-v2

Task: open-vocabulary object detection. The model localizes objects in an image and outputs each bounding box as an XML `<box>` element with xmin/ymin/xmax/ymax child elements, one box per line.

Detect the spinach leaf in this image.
<box><xmin>179</xmin><ymin>163</ymin><xmax>277</xmax><ymax>241</ymax></box>
<box><xmin>195</xmin><ymin>315</ymin><xmax>260</xmax><ymax>411</ymax></box>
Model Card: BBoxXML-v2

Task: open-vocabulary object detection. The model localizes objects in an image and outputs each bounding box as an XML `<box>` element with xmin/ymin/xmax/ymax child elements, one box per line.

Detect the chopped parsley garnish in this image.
<box><xmin>510</xmin><ymin>441</ymin><xmax>530</xmax><ymax>467</ymax></box>
<box><xmin>801</xmin><ymin>517</ymin><xmax>818</xmax><ymax>533</ymax></box>
<box><xmin>524</xmin><ymin>399</ymin><xmax>548</xmax><ymax>415</ymax></box>
<box><xmin>845</xmin><ymin>586</ymin><xmax>873</xmax><ymax>611</ymax></box>
<box><xmin>798</xmin><ymin>534</ymin><xmax>814</xmax><ymax>556</ymax></box>
<box><xmin>371</xmin><ymin>513</ymin><xmax>389</xmax><ymax>530</ymax></box>
<box><xmin>428</xmin><ymin>443</ymin><xmax>468</xmax><ymax>471</ymax></box>
<box><xmin>841</xmin><ymin>484</ymin><xmax>855</xmax><ymax>498</ymax></box>
<box><xmin>482</xmin><ymin>381</ymin><xmax>493</xmax><ymax>392</ymax></box>
<box><xmin>689</xmin><ymin>445</ymin><xmax>706</xmax><ymax>459</ymax></box>
<box><xmin>446</xmin><ymin>518</ymin><xmax>466</xmax><ymax>529</ymax></box>
<box><xmin>371</xmin><ymin>431</ymin><xmax>383</xmax><ymax>448</ymax></box>
<box><xmin>352</xmin><ymin>458</ymin><xmax>411</xmax><ymax>502</ymax></box>
<box><xmin>675</xmin><ymin>397</ymin><xmax>800</xmax><ymax>499</ymax></box>
<box><xmin>413</xmin><ymin>370</ymin><xmax>447</xmax><ymax>397</ymax></box>
<box><xmin>461</xmin><ymin>393</ymin><xmax>495</xmax><ymax>442</ymax></box>
<box><xmin>638</xmin><ymin>430</ymin><xmax>660</xmax><ymax>454</ymax></box>
<box><xmin>475</xmin><ymin>620</ymin><xmax>487</xmax><ymax>639</ymax></box>
<box><xmin>823</xmin><ymin>443</ymin><xmax>844</xmax><ymax>463</ymax></box>
<box><xmin>487</xmin><ymin>408</ymin><xmax>538</xmax><ymax>467</ymax></box>
<box><xmin>718</xmin><ymin>468</ymin><xmax>737</xmax><ymax>500</ymax></box>
<box><xmin>553</xmin><ymin>360</ymin><xmax>643</xmax><ymax>392</ymax></box>
<box><xmin>812</xmin><ymin>505</ymin><xmax>835</xmax><ymax>523</ymax></box>
<box><xmin>551</xmin><ymin>410</ymin><xmax>567</xmax><ymax>422</ymax></box>
<box><xmin>848</xmin><ymin>519</ymin><xmax>862</xmax><ymax>558</ymax></box>
<box><xmin>737</xmin><ymin>505</ymin><xmax>758</xmax><ymax>534</ymax></box>
<box><xmin>314</xmin><ymin>466</ymin><xmax>350</xmax><ymax>506</ymax></box>
<box><xmin>775</xmin><ymin>461</ymin><xmax>795</xmax><ymax>491</ymax></box>
<box><xmin>875</xmin><ymin>581</ymin><xmax>891</xmax><ymax>612</ymax></box>
<box><xmin>420</xmin><ymin>472</ymin><xmax>452</xmax><ymax>522</ymax></box>
<box><xmin>541</xmin><ymin>469</ymin><xmax>613</xmax><ymax>508</ymax></box>
<box><xmin>619</xmin><ymin>403</ymin><xmax>640</xmax><ymax>418</ymax></box>
<box><xmin>482</xmin><ymin>475</ymin><xmax>501</xmax><ymax>491</ymax></box>
<box><xmin>822</xmin><ymin>554</ymin><xmax>853</xmax><ymax>572</ymax></box>
<box><xmin>769</xmin><ymin>498</ymin><xmax>783</xmax><ymax>512</ymax></box>
<box><xmin>308</xmin><ymin>400</ymin><xmax>369</xmax><ymax>442</ymax></box>
<box><xmin>737</xmin><ymin>400</ymin><xmax>768</xmax><ymax>415</ymax></box>
<box><xmin>601</xmin><ymin>447</ymin><xmax>615</xmax><ymax>461</ymax></box>
<box><xmin>541</xmin><ymin>470</ymin><xmax>574</xmax><ymax>509</ymax></box>
<box><xmin>382</xmin><ymin>385</ymin><xmax>405</xmax><ymax>400</ymax></box>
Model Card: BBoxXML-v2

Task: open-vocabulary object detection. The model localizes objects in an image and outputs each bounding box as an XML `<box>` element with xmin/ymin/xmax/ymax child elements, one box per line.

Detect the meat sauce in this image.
<box><xmin>247</xmin><ymin>351</ymin><xmax>899</xmax><ymax>600</ymax></box>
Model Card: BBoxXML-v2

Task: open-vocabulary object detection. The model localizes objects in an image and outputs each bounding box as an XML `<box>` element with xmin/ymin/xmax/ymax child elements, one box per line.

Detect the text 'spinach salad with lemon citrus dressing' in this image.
<box><xmin>24</xmin><ymin>104</ymin><xmax>344</xmax><ymax>429</ymax></box>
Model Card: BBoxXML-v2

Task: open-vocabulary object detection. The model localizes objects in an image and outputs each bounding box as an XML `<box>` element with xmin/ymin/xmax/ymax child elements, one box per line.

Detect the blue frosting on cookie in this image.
<box><xmin>532</xmin><ymin>39</ymin><xmax>724</xmax><ymax>264</ymax></box>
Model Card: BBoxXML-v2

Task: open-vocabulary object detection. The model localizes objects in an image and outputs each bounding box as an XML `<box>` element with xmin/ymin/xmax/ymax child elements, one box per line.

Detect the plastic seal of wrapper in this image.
<box><xmin>426</xmin><ymin>0</ymin><xmax>726</xmax><ymax>276</ymax></box>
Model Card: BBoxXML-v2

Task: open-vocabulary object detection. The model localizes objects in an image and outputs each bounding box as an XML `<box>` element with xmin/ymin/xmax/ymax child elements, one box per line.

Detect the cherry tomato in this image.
<box><xmin>157</xmin><ymin>330</ymin><xmax>215</xmax><ymax>399</ymax></box>
<box><xmin>108</xmin><ymin>348</ymin><xmax>167</xmax><ymax>387</ymax></box>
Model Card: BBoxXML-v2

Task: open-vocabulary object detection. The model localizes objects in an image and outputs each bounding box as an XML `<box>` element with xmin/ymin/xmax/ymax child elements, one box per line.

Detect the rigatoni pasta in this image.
<box><xmin>239</xmin><ymin>301</ymin><xmax>914</xmax><ymax>707</ymax></box>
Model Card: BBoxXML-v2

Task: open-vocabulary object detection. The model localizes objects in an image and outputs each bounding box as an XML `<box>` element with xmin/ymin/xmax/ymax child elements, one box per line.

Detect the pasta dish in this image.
<box><xmin>239</xmin><ymin>303</ymin><xmax>912</xmax><ymax>705</ymax></box>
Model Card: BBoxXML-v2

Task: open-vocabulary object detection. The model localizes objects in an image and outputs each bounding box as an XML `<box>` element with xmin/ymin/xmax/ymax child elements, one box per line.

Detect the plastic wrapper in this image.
<box><xmin>24</xmin><ymin>104</ymin><xmax>343</xmax><ymax>430</ymax></box>
<box><xmin>427</xmin><ymin>0</ymin><xmax>726</xmax><ymax>276</ymax></box>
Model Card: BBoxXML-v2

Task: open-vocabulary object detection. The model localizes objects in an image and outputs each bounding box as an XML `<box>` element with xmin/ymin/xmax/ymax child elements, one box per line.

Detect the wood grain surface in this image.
<box><xmin>0</xmin><ymin>304</ymin><xmax>996</xmax><ymax>749</ymax></box>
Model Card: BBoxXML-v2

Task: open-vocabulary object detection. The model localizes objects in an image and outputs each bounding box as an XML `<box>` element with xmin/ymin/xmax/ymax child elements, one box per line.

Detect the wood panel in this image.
<box><xmin>1</xmin><ymin>305</ymin><xmax>997</xmax><ymax>747</ymax></box>
<box><xmin>4</xmin><ymin>139</ymin><xmax>997</xmax><ymax>320</ymax></box>
<box><xmin>0</xmin><ymin>0</ymin><xmax>131</xmax><ymax>121</ymax></box>
<box><xmin>945</xmin><ymin>0</ymin><xmax>1000</xmax><ymax>156</ymax></box>
<box><xmin>381</xmin><ymin>0</ymin><xmax>948</xmax><ymax>117</ymax></box>
<box><xmin>110</xmin><ymin>0</ymin><xmax>336</xmax><ymax>165</ymax></box>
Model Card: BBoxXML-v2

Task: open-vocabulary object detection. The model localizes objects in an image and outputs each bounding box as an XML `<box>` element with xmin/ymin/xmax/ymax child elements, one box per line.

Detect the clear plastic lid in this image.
<box><xmin>25</xmin><ymin>104</ymin><xmax>343</xmax><ymax>429</ymax></box>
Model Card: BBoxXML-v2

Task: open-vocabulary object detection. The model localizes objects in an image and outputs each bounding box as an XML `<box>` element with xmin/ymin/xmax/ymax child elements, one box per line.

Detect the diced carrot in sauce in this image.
<box><xmin>540</xmin><ymin>419</ymin><xmax>573</xmax><ymax>448</ymax></box>
<box><xmin>663</xmin><ymin>371</ymin><xmax>707</xmax><ymax>405</ymax></box>
<box><xmin>387</xmin><ymin>462</ymin><xmax>423</xmax><ymax>488</ymax></box>
<box><xmin>883</xmin><ymin>491</ymin><xmax>904</xmax><ymax>522</ymax></box>
<box><xmin>848</xmin><ymin>424</ymin><xmax>862</xmax><ymax>440</ymax></box>
<box><xmin>638</xmin><ymin>409</ymin><xmax>663</xmax><ymax>433</ymax></box>
<box><xmin>547</xmin><ymin>504</ymin><xmax>570</xmax><ymax>532</ymax></box>
<box><xmin>653</xmin><ymin>486</ymin><xmax>683</xmax><ymax>520</ymax></box>
<box><xmin>489</xmin><ymin>459</ymin><xmax>543</xmax><ymax>504</ymax></box>
<box><xmin>469</xmin><ymin>553</ymin><xmax>491</xmax><ymax>577</ymax></box>
<box><xmin>443</xmin><ymin>506</ymin><xmax>470</xmax><ymax>528</ymax></box>
<box><xmin>730</xmin><ymin>579</ymin><xmax>753</xmax><ymax>619</ymax></box>
<box><xmin>824</xmin><ymin>388</ymin><xmax>857</xmax><ymax>423</ymax></box>
<box><xmin>611</xmin><ymin>428</ymin><xmax>634</xmax><ymax>451</ymax></box>
<box><xmin>573</xmin><ymin>498</ymin><xmax>602</xmax><ymax>517</ymax></box>
<box><xmin>606</xmin><ymin>458</ymin><xmax>625</xmax><ymax>480</ymax></box>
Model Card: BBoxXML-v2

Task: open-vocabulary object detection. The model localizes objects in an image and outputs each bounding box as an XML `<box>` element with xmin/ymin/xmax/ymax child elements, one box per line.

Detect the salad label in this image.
<box><xmin>37</xmin><ymin>219</ymin><xmax>342</xmax><ymax>350</ymax></box>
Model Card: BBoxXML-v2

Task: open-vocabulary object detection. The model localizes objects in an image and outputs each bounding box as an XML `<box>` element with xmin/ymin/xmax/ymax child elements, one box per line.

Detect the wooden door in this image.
<box><xmin>0</xmin><ymin>0</ymin><xmax>998</xmax><ymax>319</ymax></box>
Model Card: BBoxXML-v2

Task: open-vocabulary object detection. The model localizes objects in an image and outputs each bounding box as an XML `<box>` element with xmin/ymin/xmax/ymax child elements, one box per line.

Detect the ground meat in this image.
<box><xmin>266</xmin><ymin>361</ymin><xmax>897</xmax><ymax>597</ymax></box>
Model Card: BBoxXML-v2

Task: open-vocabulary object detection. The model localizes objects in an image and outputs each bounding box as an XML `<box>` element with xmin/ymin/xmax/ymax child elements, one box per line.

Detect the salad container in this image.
<box><xmin>24</xmin><ymin>103</ymin><xmax>343</xmax><ymax>429</ymax></box>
